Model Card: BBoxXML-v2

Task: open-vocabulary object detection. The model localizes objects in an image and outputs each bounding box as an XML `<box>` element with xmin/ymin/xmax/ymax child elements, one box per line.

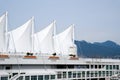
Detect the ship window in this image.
<box><xmin>113</xmin><ymin>65</ymin><xmax>116</xmax><ymax>69</ymax></box>
<box><xmin>99</xmin><ymin>65</ymin><xmax>101</xmax><ymax>68</ymax></box>
<box><xmin>38</xmin><ymin>75</ymin><xmax>43</xmax><ymax>80</ymax></box>
<box><xmin>31</xmin><ymin>76</ymin><xmax>37</xmax><ymax>80</ymax></box>
<box><xmin>91</xmin><ymin>71</ymin><xmax>94</xmax><ymax>77</ymax></box>
<box><xmin>82</xmin><ymin>71</ymin><xmax>85</xmax><ymax>77</ymax></box>
<box><xmin>73</xmin><ymin>71</ymin><xmax>76</xmax><ymax>78</ymax></box>
<box><xmin>50</xmin><ymin>75</ymin><xmax>55</xmax><ymax>79</ymax></box>
<box><xmin>45</xmin><ymin>75</ymin><xmax>49</xmax><ymax>80</ymax></box>
<box><xmin>116</xmin><ymin>65</ymin><xmax>119</xmax><ymax>70</ymax></box>
<box><xmin>95</xmin><ymin>65</ymin><xmax>97</xmax><ymax>68</ymax></box>
<box><xmin>106</xmin><ymin>71</ymin><xmax>109</xmax><ymax>76</ymax></box>
<box><xmin>102</xmin><ymin>71</ymin><xmax>105</xmax><ymax>76</ymax></box>
<box><xmin>99</xmin><ymin>71</ymin><xmax>101</xmax><ymax>77</ymax></box>
<box><xmin>1</xmin><ymin>77</ymin><xmax>8</xmax><ymax>80</ymax></box>
<box><xmin>68</xmin><ymin>71</ymin><xmax>72</xmax><ymax>78</ymax></box>
<box><xmin>95</xmin><ymin>71</ymin><xmax>97</xmax><ymax>77</ymax></box>
<box><xmin>110</xmin><ymin>65</ymin><xmax>112</xmax><ymax>69</ymax></box>
<box><xmin>106</xmin><ymin>65</ymin><xmax>109</xmax><ymax>70</ymax></box>
<box><xmin>68</xmin><ymin>65</ymin><xmax>74</xmax><ymax>68</ymax></box>
<box><xmin>91</xmin><ymin>65</ymin><xmax>93</xmax><ymax>68</ymax></box>
<box><xmin>110</xmin><ymin>71</ymin><xmax>112</xmax><ymax>76</ymax></box>
<box><xmin>25</xmin><ymin>76</ymin><xmax>29</xmax><ymax>80</ymax></box>
<box><xmin>77</xmin><ymin>71</ymin><xmax>81</xmax><ymax>78</ymax></box>
<box><xmin>57</xmin><ymin>72</ymin><xmax>62</xmax><ymax>79</ymax></box>
<box><xmin>5</xmin><ymin>66</ymin><xmax>11</xmax><ymax>70</ymax></box>
<box><xmin>63</xmin><ymin>72</ymin><xmax>66</xmax><ymax>78</ymax></box>
<box><xmin>87</xmin><ymin>71</ymin><xmax>89</xmax><ymax>77</ymax></box>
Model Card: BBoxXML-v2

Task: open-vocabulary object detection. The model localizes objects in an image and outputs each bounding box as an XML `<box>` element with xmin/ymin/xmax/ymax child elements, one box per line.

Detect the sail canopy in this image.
<box><xmin>8</xmin><ymin>17</ymin><xmax>34</xmax><ymax>52</ymax></box>
<box><xmin>54</xmin><ymin>25</ymin><xmax>76</xmax><ymax>55</ymax></box>
<box><xmin>34</xmin><ymin>21</ymin><xmax>55</xmax><ymax>54</ymax></box>
<box><xmin>0</xmin><ymin>12</ymin><xmax>7</xmax><ymax>52</ymax></box>
<box><xmin>0</xmin><ymin>12</ymin><xmax>77</xmax><ymax>55</ymax></box>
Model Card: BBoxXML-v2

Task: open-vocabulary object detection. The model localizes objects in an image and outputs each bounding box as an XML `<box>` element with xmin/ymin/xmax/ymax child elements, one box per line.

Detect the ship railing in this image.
<box><xmin>10</xmin><ymin>74</ymin><xmax>19</xmax><ymax>80</ymax></box>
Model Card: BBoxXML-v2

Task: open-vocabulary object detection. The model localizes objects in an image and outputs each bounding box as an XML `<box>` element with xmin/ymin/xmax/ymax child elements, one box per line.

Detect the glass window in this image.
<box><xmin>68</xmin><ymin>71</ymin><xmax>72</xmax><ymax>78</ymax></box>
<box><xmin>106</xmin><ymin>65</ymin><xmax>109</xmax><ymax>70</ymax></box>
<box><xmin>57</xmin><ymin>73</ymin><xmax>62</xmax><ymax>79</ymax></box>
<box><xmin>106</xmin><ymin>71</ymin><xmax>109</xmax><ymax>76</ymax></box>
<box><xmin>95</xmin><ymin>71</ymin><xmax>97</xmax><ymax>77</ymax></box>
<box><xmin>25</xmin><ymin>76</ymin><xmax>29</xmax><ymax>80</ymax></box>
<box><xmin>110</xmin><ymin>71</ymin><xmax>112</xmax><ymax>76</ymax></box>
<box><xmin>91</xmin><ymin>71</ymin><xmax>93</xmax><ymax>77</ymax></box>
<box><xmin>63</xmin><ymin>72</ymin><xmax>66</xmax><ymax>78</ymax></box>
<box><xmin>73</xmin><ymin>72</ymin><xmax>76</xmax><ymax>78</ymax></box>
<box><xmin>99</xmin><ymin>71</ymin><xmax>101</xmax><ymax>77</ymax></box>
<box><xmin>77</xmin><ymin>71</ymin><xmax>81</xmax><ymax>78</ymax></box>
<box><xmin>51</xmin><ymin>75</ymin><xmax>55</xmax><ymax>79</ymax></box>
<box><xmin>113</xmin><ymin>65</ymin><xmax>116</xmax><ymax>69</ymax></box>
<box><xmin>91</xmin><ymin>65</ymin><xmax>93</xmax><ymax>69</ymax></box>
<box><xmin>116</xmin><ymin>65</ymin><xmax>119</xmax><ymax>70</ymax></box>
<box><xmin>1</xmin><ymin>77</ymin><xmax>8</xmax><ymax>80</ymax></box>
<box><xmin>38</xmin><ymin>75</ymin><xmax>43</xmax><ymax>80</ymax></box>
<box><xmin>87</xmin><ymin>71</ymin><xmax>89</xmax><ymax>77</ymax></box>
<box><xmin>31</xmin><ymin>76</ymin><xmax>37</xmax><ymax>80</ymax></box>
<box><xmin>110</xmin><ymin>65</ymin><xmax>112</xmax><ymax>69</ymax></box>
<box><xmin>102</xmin><ymin>71</ymin><xmax>105</xmax><ymax>76</ymax></box>
<box><xmin>45</xmin><ymin>75</ymin><xmax>49</xmax><ymax>80</ymax></box>
<box><xmin>82</xmin><ymin>71</ymin><xmax>85</xmax><ymax>77</ymax></box>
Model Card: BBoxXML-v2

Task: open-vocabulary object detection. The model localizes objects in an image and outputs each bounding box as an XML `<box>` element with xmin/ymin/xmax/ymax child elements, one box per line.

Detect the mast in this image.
<box><xmin>31</xmin><ymin>16</ymin><xmax>34</xmax><ymax>53</ymax></box>
<box><xmin>5</xmin><ymin>11</ymin><xmax>8</xmax><ymax>52</ymax></box>
<box><xmin>53</xmin><ymin>20</ymin><xmax>56</xmax><ymax>53</ymax></box>
<box><xmin>53</xmin><ymin>20</ymin><xmax>56</xmax><ymax>36</ymax></box>
<box><xmin>72</xmin><ymin>24</ymin><xmax>75</xmax><ymax>43</ymax></box>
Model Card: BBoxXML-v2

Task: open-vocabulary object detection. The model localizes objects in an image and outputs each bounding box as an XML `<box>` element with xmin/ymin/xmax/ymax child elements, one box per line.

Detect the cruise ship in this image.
<box><xmin>0</xmin><ymin>12</ymin><xmax>120</xmax><ymax>80</ymax></box>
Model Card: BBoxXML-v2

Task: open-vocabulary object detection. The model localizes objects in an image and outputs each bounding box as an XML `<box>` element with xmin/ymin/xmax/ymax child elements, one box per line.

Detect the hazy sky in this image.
<box><xmin>1</xmin><ymin>0</ymin><xmax>120</xmax><ymax>44</ymax></box>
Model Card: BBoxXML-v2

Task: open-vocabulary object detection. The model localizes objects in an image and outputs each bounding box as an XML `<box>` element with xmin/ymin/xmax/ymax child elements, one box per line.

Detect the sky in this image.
<box><xmin>1</xmin><ymin>0</ymin><xmax>120</xmax><ymax>44</ymax></box>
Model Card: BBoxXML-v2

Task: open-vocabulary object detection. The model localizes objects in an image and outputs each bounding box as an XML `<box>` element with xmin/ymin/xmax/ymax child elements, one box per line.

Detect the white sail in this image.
<box><xmin>34</xmin><ymin>21</ymin><xmax>55</xmax><ymax>54</ymax></box>
<box><xmin>54</xmin><ymin>25</ymin><xmax>76</xmax><ymax>55</ymax></box>
<box><xmin>8</xmin><ymin>17</ymin><xmax>34</xmax><ymax>53</ymax></box>
<box><xmin>0</xmin><ymin>12</ymin><xmax>7</xmax><ymax>52</ymax></box>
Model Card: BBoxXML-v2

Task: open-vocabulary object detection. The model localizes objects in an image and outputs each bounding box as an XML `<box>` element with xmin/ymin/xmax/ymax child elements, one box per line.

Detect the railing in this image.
<box><xmin>10</xmin><ymin>74</ymin><xmax>19</xmax><ymax>80</ymax></box>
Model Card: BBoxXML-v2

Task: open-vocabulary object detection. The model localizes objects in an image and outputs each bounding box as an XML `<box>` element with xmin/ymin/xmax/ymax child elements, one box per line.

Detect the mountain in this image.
<box><xmin>75</xmin><ymin>40</ymin><xmax>120</xmax><ymax>58</ymax></box>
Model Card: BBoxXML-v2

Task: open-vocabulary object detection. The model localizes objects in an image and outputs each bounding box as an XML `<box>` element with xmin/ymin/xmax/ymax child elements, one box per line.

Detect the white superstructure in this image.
<box><xmin>0</xmin><ymin>12</ymin><xmax>120</xmax><ymax>80</ymax></box>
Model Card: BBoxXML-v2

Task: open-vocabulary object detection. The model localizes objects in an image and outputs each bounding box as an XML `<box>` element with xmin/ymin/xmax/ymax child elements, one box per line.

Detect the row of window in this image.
<box><xmin>106</xmin><ymin>65</ymin><xmax>119</xmax><ymax>70</ymax></box>
<box><xmin>16</xmin><ymin>75</ymin><xmax>56</xmax><ymax>80</ymax></box>
<box><xmin>57</xmin><ymin>70</ymin><xmax>118</xmax><ymax>79</ymax></box>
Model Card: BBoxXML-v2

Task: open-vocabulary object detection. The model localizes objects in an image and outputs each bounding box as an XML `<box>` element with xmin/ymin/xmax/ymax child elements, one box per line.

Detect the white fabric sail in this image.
<box><xmin>34</xmin><ymin>21</ymin><xmax>55</xmax><ymax>54</ymax></box>
<box><xmin>0</xmin><ymin>12</ymin><xmax>7</xmax><ymax>52</ymax></box>
<box><xmin>54</xmin><ymin>25</ymin><xmax>76</xmax><ymax>55</ymax></box>
<box><xmin>8</xmin><ymin>18</ymin><xmax>34</xmax><ymax>52</ymax></box>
